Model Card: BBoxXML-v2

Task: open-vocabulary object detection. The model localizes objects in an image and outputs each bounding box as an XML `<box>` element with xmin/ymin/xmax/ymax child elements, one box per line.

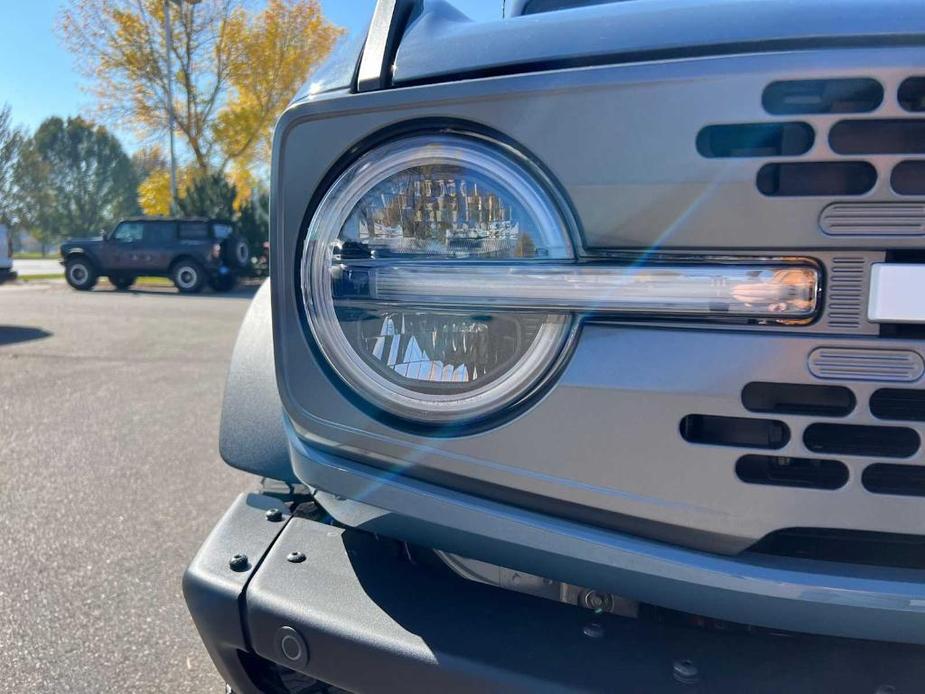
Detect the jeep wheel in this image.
<box><xmin>223</xmin><ymin>236</ymin><xmax>250</xmax><ymax>270</ymax></box>
<box><xmin>65</xmin><ymin>257</ymin><xmax>98</xmax><ymax>291</ymax></box>
<box><xmin>108</xmin><ymin>274</ymin><xmax>135</xmax><ymax>290</ymax></box>
<box><xmin>172</xmin><ymin>260</ymin><xmax>205</xmax><ymax>294</ymax></box>
<box><xmin>209</xmin><ymin>274</ymin><xmax>237</xmax><ymax>292</ymax></box>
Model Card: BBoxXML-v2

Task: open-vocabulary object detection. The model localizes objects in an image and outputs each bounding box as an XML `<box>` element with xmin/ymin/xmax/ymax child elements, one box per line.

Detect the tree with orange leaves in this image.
<box><xmin>59</xmin><ymin>0</ymin><xmax>342</xmax><ymax>212</ymax></box>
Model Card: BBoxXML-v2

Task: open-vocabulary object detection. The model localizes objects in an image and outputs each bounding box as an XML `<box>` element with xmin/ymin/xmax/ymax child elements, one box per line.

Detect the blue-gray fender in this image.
<box><xmin>219</xmin><ymin>280</ymin><xmax>298</xmax><ymax>483</ymax></box>
<box><xmin>61</xmin><ymin>246</ymin><xmax>101</xmax><ymax>265</ymax></box>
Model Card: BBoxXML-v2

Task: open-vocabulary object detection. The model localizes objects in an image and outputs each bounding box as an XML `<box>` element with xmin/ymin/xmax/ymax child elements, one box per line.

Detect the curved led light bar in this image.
<box><xmin>333</xmin><ymin>262</ymin><xmax>820</xmax><ymax>318</ymax></box>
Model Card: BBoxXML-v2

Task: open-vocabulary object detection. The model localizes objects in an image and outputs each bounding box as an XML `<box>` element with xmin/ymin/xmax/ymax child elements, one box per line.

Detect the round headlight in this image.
<box><xmin>301</xmin><ymin>134</ymin><xmax>575</xmax><ymax>424</ymax></box>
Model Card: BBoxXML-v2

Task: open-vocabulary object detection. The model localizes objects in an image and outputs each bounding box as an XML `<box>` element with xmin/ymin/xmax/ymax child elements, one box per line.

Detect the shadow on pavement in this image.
<box><xmin>98</xmin><ymin>283</ymin><xmax>262</xmax><ymax>300</ymax></box>
<box><xmin>0</xmin><ymin>325</ymin><xmax>52</xmax><ymax>347</ymax></box>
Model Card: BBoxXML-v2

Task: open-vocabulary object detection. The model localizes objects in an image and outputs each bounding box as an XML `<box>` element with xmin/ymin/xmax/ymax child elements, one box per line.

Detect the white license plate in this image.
<box><xmin>868</xmin><ymin>264</ymin><xmax>925</xmax><ymax>323</ymax></box>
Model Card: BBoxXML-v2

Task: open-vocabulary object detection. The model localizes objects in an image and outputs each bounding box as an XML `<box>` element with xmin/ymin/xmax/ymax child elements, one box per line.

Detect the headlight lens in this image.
<box><xmin>301</xmin><ymin>135</ymin><xmax>575</xmax><ymax>423</ymax></box>
<box><xmin>301</xmin><ymin>133</ymin><xmax>821</xmax><ymax>425</ymax></box>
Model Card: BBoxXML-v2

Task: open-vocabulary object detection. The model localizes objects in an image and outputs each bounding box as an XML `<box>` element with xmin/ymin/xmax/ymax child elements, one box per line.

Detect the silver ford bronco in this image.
<box><xmin>185</xmin><ymin>1</ymin><xmax>925</xmax><ymax>691</ymax></box>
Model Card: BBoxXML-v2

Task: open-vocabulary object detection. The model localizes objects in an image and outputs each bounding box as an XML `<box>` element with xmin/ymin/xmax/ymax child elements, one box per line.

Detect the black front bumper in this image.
<box><xmin>185</xmin><ymin>494</ymin><xmax>925</xmax><ymax>694</ymax></box>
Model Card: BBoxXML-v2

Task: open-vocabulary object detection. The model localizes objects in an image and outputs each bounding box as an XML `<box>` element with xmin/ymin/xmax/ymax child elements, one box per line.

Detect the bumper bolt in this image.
<box><xmin>287</xmin><ymin>551</ymin><xmax>306</xmax><ymax>564</ymax></box>
<box><xmin>673</xmin><ymin>658</ymin><xmax>700</xmax><ymax>685</ymax></box>
<box><xmin>265</xmin><ymin>508</ymin><xmax>283</xmax><ymax>522</ymax></box>
<box><xmin>582</xmin><ymin>622</ymin><xmax>604</xmax><ymax>639</ymax></box>
<box><xmin>228</xmin><ymin>554</ymin><xmax>249</xmax><ymax>572</ymax></box>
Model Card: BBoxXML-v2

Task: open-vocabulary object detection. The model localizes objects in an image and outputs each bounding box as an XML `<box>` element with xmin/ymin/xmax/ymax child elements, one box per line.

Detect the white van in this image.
<box><xmin>0</xmin><ymin>224</ymin><xmax>16</xmax><ymax>283</ymax></box>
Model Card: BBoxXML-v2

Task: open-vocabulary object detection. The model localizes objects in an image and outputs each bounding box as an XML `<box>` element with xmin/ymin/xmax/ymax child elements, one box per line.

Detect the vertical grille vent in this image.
<box><xmin>821</xmin><ymin>257</ymin><xmax>866</xmax><ymax>331</ymax></box>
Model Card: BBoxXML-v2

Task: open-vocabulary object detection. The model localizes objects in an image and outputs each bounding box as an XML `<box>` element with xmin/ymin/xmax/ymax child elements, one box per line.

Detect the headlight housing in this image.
<box><xmin>301</xmin><ymin>134</ymin><xmax>576</xmax><ymax>423</ymax></box>
<box><xmin>301</xmin><ymin>133</ymin><xmax>821</xmax><ymax>425</ymax></box>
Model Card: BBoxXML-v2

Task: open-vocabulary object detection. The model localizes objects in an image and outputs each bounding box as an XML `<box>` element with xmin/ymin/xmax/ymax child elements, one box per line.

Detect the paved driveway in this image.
<box><xmin>0</xmin><ymin>281</ymin><xmax>259</xmax><ymax>692</ymax></box>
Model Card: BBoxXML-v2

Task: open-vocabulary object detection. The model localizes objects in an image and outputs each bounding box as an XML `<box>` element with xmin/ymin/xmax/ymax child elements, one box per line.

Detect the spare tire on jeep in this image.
<box><xmin>222</xmin><ymin>235</ymin><xmax>250</xmax><ymax>270</ymax></box>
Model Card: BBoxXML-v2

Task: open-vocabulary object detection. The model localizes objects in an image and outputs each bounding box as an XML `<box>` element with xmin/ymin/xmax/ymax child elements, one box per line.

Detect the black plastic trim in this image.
<box><xmin>219</xmin><ymin>281</ymin><xmax>297</xmax><ymax>483</ymax></box>
<box><xmin>236</xmin><ymin>514</ymin><xmax>925</xmax><ymax>693</ymax></box>
<box><xmin>751</xmin><ymin>527</ymin><xmax>925</xmax><ymax>570</ymax></box>
<box><xmin>355</xmin><ymin>0</ymin><xmax>418</xmax><ymax>92</ymax></box>
<box><xmin>182</xmin><ymin>493</ymin><xmax>293</xmax><ymax>694</ymax></box>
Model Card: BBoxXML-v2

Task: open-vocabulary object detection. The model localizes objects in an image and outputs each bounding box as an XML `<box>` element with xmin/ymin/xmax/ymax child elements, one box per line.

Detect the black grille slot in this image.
<box><xmin>803</xmin><ymin>423</ymin><xmax>920</xmax><ymax>458</ymax></box>
<box><xmin>696</xmin><ymin>122</ymin><xmax>813</xmax><ymax>158</ymax></box>
<box><xmin>756</xmin><ymin>162</ymin><xmax>876</xmax><ymax>197</ymax></box>
<box><xmin>870</xmin><ymin>388</ymin><xmax>925</xmax><ymax>422</ymax></box>
<box><xmin>899</xmin><ymin>77</ymin><xmax>925</xmax><ymax>113</ymax></box>
<box><xmin>762</xmin><ymin>78</ymin><xmax>882</xmax><ymax>115</ymax></box>
<box><xmin>680</xmin><ymin>414</ymin><xmax>789</xmax><ymax>449</ymax></box>
<box><xmin>750</xmin><ymin>528</ymin><xmax>925</xmax><ymax>570</ymax></box>
<box><xmin>742</xmin><ymin>382</ymin><xmax>855</xmax><ymax>417</ymax></box>
<box><xmin>830</xmin><ymin>119</ymin><xmax>925</xmax><ymax>155</ymax></box>
<box><xmin>736</xmin><ymin>455</ymin><xmax>848</xmax><ymax>490</ymax></box>
<box><xmin>891</xmin><ymin>161</ymin><xmax>925</xmax><ymax>196</ymax></box>
<box><xmin>880</xmin><ymin>323</ymin><xmax>925</xmax><ymax>340</ymax></box>
<box><xmin>863</xmin><ymin>463</ymin><xmax>925</xmax><ymax>497</ymax></box>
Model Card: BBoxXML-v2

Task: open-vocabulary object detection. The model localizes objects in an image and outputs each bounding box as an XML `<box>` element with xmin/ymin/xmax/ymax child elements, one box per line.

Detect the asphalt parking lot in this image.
<box><xmin>0</xmin><ymin>280</ymin><xmax>260</xmax><ymax>692</ymax></box>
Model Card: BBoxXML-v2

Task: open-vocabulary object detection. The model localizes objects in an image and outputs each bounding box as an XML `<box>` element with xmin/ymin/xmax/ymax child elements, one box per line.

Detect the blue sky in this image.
<box><xmin>0</xmin><ymin>0</ymin><xmax>500</xmax><ymax>151</ymax></box>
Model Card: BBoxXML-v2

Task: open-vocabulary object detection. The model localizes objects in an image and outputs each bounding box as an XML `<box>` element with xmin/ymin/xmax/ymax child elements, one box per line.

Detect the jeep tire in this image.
<box><xmin>223</xmin><ymin>236</ymin><xmax>250</xmax><ymax>270</ymax></box>
<box><xmin>171</xmin><ymin>260</ymin><xmax>205</xmax><ymax>294</ymax></box>
<box><xmin>108</xmin><ymin>274</ymin><xmax>135</xmax><ymax>290</ymax></box>
<box><xmin>209</xmin><ymin>273</ymin><xmax>237</xmax><ymax>292</ymax></box>
<box><xmin>65</xmin><ymin>257</ymin><xmax>98</xmax><ymax>291</ymax></box>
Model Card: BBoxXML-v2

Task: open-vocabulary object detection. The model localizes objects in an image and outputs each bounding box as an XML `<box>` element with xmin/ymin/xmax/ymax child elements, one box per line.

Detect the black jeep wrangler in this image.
<box><xmin>60</xmin><ymin>217</ymin><xmax>250</xmax><ymax>293</ymax></box>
